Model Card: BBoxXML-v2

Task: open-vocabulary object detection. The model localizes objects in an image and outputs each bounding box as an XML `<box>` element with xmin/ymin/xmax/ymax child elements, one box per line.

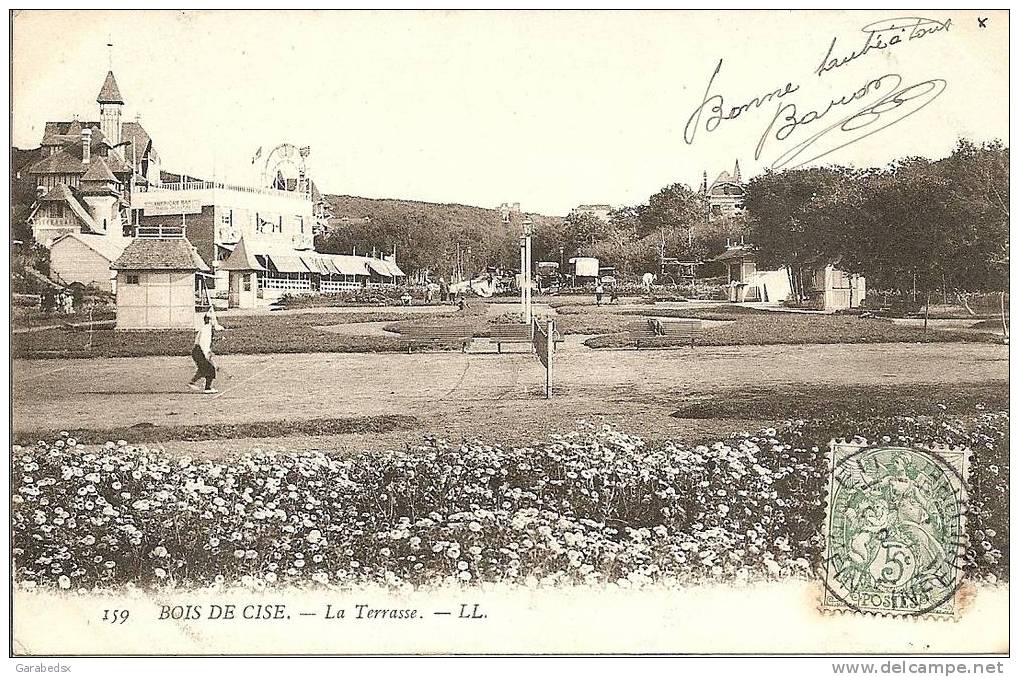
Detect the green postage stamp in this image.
<box><xmin>821</xmin><ymin>441</ymin><xmax>971</xmax><ymax>618</ymax></box>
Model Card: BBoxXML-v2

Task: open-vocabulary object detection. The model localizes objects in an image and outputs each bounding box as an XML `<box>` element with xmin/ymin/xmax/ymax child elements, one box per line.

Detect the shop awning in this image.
<box><xmin>300</xmin><ymin>255</ymin><xmax>333</xmax><ymax>275</ymax></box>
<box><xmin>366</xmin><ymin>259</ymin><xmax>392</xmax><ymax>277</ymax></box>
<box><xmin>330</xmin><ymin>256</ymin><xmax>369</xmax><ymax>276</ymax></box>
<box><xmin>266</xmin><ymin>254</ymin><xmax>310</xmax><ymax>273</ymax></box>
<box><xmin>318</xmin><ymin>258</ymin><xmax>341</xmax><ymax>276</ymax></box>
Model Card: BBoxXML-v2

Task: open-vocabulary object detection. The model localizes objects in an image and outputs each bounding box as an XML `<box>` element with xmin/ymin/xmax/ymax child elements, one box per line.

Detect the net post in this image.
<box><xmin>545</xmin><ymin>318</ymin><xmax>554</xmax><ymax>399</ymax></box>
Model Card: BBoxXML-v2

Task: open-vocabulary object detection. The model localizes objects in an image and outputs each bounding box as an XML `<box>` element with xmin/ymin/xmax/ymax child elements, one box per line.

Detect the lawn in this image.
<box><xmin>583</xmin><ymin>306</ymin><xmax>1000</xmax><ymax>348</ymax></box>
<box><xmin>13</xmin><ymin>300</ymin><xmax>998</xmax><ymax>360</ymax></box>
<box><xmin>668</xmin><ymin>380</ymin><xmax>1009</xmax><ymax>420</ymax></box>
<box><xmin>12</xmin><ymin>308</ymin><xmax>467</xmax><ymax>359</ymax></box>
<box><xmin>13</xmin><ymin>414</ymin><xmax>419</xmax><ymax>446</ymax></box>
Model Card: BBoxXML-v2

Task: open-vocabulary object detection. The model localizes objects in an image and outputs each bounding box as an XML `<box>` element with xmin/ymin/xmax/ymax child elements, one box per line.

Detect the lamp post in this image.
<box><xmin>519</xmin><ymin>234</ymin><xmax>526</xmax><ymax>320</ymax></box>
<box><xmin>522</xmin><ymin>217</ymin><xmax>533</xmax><ymax>326</ymax></box>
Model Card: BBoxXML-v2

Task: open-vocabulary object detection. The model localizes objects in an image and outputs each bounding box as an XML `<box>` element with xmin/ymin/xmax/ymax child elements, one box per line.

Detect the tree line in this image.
<box><xmin>745</xmin><ymin>139</ymin><xmax>1008</xmax><ymax>300</ymax></box>
<box><xmin>292</xmin><ymin>139</ymin><xmax>1012</xmax><ymax>296</ymax></box>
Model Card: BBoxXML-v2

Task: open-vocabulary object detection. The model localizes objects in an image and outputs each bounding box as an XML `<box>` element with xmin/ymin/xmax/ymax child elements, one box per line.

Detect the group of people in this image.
<box><xmin>594</xmin><ymin>282</ymin><xmax>619</xmax><ymax>306</ymax></box>
<box><xmin>41</xmin><ymin>288</ymin><xmax>78</xmax><ymax>315</ymax></box>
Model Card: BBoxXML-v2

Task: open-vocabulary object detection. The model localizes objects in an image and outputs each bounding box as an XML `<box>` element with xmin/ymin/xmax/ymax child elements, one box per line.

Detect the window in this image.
<box><xmin>220</xmin><ymin>211</ymin><xmax>232</xmax><ymax>226</ymax></box>
<box><xmin>299</xmin><ymin>216</ymin><xmax>304</xmax><ymax>234</ymax></box>
<box><xmin>243</xmin><ymin>274</ymin><xmax>252</xmax><ymax>292</ymax></box>
<box><xmin>126</xmin><ymin>274</ymin><xmax>140</xmax><ymax>285</ymax></box>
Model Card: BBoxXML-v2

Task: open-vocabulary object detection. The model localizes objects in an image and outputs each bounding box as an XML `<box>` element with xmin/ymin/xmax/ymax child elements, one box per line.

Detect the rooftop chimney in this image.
<box><xmin>81</xmin><ymin>128</ymin><xmax>92</xmax><ymax>164</ymax></box>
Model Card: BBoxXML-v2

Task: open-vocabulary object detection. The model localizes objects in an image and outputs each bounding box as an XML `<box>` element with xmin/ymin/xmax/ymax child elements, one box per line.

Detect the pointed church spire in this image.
<box><xmin>733</xmin><ymin>159</ymin><xmax>741</xmax><ymax>184</ymax></box>
<box><xmin>97</xmin><ymin>71</ymin><xmax>124</xmax><ymax>104</ymax></box>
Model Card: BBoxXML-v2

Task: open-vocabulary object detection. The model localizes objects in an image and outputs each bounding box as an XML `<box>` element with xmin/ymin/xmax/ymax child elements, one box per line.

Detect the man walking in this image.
<box><xmin>188</xmin><ymin>310</ymin><xmax>226</xmax><ymax>394</ymax></box>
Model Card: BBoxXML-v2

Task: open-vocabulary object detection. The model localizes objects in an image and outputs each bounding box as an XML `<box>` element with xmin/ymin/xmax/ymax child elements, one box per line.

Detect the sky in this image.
<box><xmin>11</xmin><ymin>10</ymin><xmax>1009</xmax><ymax>215</ymax></box>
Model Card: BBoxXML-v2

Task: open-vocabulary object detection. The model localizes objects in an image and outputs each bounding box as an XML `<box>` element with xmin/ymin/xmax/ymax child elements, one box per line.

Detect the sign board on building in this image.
<box><xmin>143</xmin><ymin>199</ymin><xmax>203</xmax><ymax>216</ymax></box>
<box><xmin>570</xmin><ymin>257</ymin><xmax>599</xmax><ymax>278</ymax></box>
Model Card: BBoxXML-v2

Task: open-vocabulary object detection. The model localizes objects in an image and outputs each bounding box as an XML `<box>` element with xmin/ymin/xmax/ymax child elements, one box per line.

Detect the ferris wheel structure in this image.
<box><xmin>261</xmin><ymin>143</ymin><xmax>312</xmax><ymax>196</ymax></box>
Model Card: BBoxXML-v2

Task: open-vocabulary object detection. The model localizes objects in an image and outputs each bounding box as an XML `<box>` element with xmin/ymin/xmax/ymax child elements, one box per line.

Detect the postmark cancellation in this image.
<box><xmin>821</xmin><ymin>441</ymin><xmax>971</xmax><ymax>619</ymax></box>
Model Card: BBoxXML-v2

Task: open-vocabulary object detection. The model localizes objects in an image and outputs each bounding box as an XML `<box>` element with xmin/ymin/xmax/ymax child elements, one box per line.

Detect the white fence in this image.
<box><xmin>320</xmin><ymin>280</ymin><xmax>362</xmax><ymax>293</ymax></box>
<box><xmin>259</xmin><ymin>277</ymin><xmax>313</xmax><ymax>292</ymax></box>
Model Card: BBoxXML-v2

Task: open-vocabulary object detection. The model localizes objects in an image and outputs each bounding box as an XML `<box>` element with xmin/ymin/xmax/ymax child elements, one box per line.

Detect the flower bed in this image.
<box><xmin>12</xmin><ymin>413</ymin><xmax>1007</xmax><ymax>591</ymax></box>
<box><xmin>275</xmin><ymin>288</ymin><xmax>424</xmax><ymax>309</ymax></box>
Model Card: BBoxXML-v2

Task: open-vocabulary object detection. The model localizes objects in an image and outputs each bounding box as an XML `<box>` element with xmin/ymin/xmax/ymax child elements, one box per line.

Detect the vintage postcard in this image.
<box><xmin>8</xmin><ymin>9</ymin><xmax>1010</xmax><ymax>660</ymax></box>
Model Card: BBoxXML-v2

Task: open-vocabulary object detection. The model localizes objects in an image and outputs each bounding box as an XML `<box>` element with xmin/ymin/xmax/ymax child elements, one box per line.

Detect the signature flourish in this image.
<box><xmin>763</xmin><ymin>75</ymin><xmax>947</xmax><ymax>170</ymax></box>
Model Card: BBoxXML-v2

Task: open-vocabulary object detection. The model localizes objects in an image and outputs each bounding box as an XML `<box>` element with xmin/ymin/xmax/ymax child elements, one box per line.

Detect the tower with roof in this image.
<box><xmin>699</xmin><ymin>160</ymin><xmax>746</xmax><ymax>221</ymax></box>
<box><xmin>97</xmin><ymin>70</ymin><xmax>124</xmax><ymax>148</ymax></box>
<box><xmin>79</xmin><ymin>154</ymin><xmax>122</xmax><ymax>235</ymax></box>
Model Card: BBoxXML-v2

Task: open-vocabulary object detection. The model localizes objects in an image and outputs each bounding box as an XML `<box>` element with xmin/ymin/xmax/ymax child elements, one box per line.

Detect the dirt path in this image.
<box><xmin>13</xmin><ymin>342</ymin><xmax>1007</xmax><ymax>456</ymax></box>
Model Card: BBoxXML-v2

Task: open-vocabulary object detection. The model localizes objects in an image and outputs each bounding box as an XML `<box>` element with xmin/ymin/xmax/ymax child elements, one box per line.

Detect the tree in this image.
<box><xmin>743</xmin><ymin>166</ymin><xmax>856</xmax><ymax>299</ymax></box>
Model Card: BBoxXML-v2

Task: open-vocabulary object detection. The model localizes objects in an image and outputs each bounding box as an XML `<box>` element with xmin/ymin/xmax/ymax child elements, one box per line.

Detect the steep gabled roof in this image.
<box><xmin>32</xmin><ymin>183</ymin><xmax>101</xmax><ymax>233</ymax></box>
<box><xmin>28</xmin><ymin>148</ymin><xmax>87</xmax><ymax>175</ymax></box>
<box><xmin>97</xmin><ymin>71</ymin><xmax>124</xmax><ymax>104</ymax></box>
<box><xmin>81</xmin><ymin>155</ymin><xmax>118</xmax><ymax>183</ymax></box>
<box><xmin>41</xmin><ymin>121</ymin><xmax>103</xmax><ymax>146</ymax></box>
<box><xmin>112</xmin><ymin>237</ymin><xmax>210</xmax><ymax>271</ymax></box>
<box><xmin>51</xmin><ymin>232</ymin><xmax>130</xmax><ymax>262</ymax></box>
<box><xmin>713</xmin><ymin>170</ymin><xmax>735</xmax><ymax>186</ymax></box>
<box><xmin>120</xmin><ymin>121</ymin><xmax>153</xmax><ymax>165</ymax></box>
<box><xmin>38</xmin><ymin>183</ymin><xmax>76</xmax><ymax>202</ymax></box>
<box><xmin>219</xmin><ymin>237</ymin><xmax>266</xmax><ymax>271</ymax></box>
<box><xmin>28</xmin><ymin>130</ymin><xmax>132</xmax><ymax>176</ymax></box>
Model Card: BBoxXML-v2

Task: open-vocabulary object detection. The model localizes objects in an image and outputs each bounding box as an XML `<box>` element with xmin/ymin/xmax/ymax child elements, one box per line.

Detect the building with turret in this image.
<box><xmin>26</xmin><ymin>69</ymin><xmax>162</xmax><ymax>245</ymax></box>
<box><xmin>699</xmin><ymin>160</ymin><xmax>745</xmax><ymax>221</ymax></box>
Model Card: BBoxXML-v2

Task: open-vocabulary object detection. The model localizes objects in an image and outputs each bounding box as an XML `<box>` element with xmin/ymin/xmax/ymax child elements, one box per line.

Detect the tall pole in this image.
<box><xmin>545</xmin><ymin>317</ymin><xmax>554</xmax><ymax>399</ymax></box>
<box><xmin>524</xmin><ymin>218</ymin><xmax>533</xmax><ymax>326</ymax></box>
<box><xmin>519</xmin><ymin>235</ymin><xmax>526</xmax><ymax>320</ymax></box>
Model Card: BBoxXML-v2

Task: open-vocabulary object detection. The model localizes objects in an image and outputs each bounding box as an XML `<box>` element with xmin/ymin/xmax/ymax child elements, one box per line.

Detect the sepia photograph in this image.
<box><xmin>7</xmin><ymin>8</ymin><xmax>1011</xmax><ymax>663</ymax></box>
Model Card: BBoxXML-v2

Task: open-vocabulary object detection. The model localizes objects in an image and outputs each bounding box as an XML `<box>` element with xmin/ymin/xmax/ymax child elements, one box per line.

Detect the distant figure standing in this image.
<box><xmin>642</xmin><ymin>272</ymin><xmax>656</xmax><ymax>293</ymax></box>
<box><xmin>439</xmin><ymin>278</ymin><xmax>449</xmax><ymax>303</ymax></box>
<box><xmin>595</xmin><ymin>282</ymin><xmax>605</xmax><ymax>306</ymax></box>
<box><xmin>609</xmin><ymin>285</ymin><xmax>619</xmax><ymax>304</ymax></box>
<box><xmin>188</xmin><ymin>311</ymin><xmax>226</xmax><ymax>394</ymax></box>
<box><xmin>424</xmin><ymin>286</ymin><xmax>434</xmax><ymax>304</ymax></box>
<box><xmin>41</xmin><ymin>289</ymin><xmax>56</xmax><ymax>313</ymax></box>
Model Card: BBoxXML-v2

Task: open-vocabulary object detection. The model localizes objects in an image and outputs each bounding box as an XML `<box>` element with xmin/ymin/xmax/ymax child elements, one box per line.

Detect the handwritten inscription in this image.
<box><xmin>682</xmin><ymin>16</ymin><xmax>952</xmax><ymax>170</ymax></box>
<box><xmin>816</xmin><ymin>17</ymin><xmax>952</xmax><ymax>77</ymax></box>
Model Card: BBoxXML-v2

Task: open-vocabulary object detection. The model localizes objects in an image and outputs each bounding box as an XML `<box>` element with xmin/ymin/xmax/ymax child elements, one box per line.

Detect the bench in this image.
<box><xmin>398</xmin><ymin>325</ymin><xmax>474</xmax><ymax>352</ymax></box>
<box><xmin>629</xmin><ymin>318</ymin><xmax>702</xmax><ymax>349</ymax></box>
<box><xmin>490</xmin><ymin>324</ymin><xmax>532</xmax><ymax>353</ymax></box>
<box><xmin>62</xmin><ymin>319</ymin><xmax>116</xmax><ymax>331</ymax></box>
<box><xmin>489</xmin><ymin>324</ymin><xmax>567</xmax><ymax>353</ymax></box>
